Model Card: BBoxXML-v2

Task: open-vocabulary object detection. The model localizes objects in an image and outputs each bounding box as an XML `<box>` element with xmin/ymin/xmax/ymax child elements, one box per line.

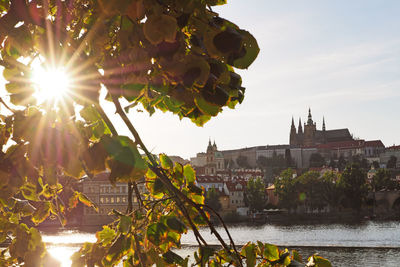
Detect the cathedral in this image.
<box><xmin>290</xmin><ymin>108</ymin><xmax>353</xmax><ymax>147</ymax></box>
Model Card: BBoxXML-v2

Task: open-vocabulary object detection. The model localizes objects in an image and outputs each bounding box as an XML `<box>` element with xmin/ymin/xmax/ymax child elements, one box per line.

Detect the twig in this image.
<box><xmin>0</xmin><ymin>98</ymin><xmax>15</xmax><ymax>113</ymax></box>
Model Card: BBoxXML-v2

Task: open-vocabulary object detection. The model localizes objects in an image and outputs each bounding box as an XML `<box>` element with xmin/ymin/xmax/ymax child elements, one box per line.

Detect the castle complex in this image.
<box><xmin>290</xmin><ymin>108</ymin><xmax>353</xmax><ymax>147</ymax></box>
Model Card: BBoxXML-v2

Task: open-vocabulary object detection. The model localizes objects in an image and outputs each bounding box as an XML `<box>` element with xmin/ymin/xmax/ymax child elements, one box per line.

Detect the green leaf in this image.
<box><xmin>78</xmin><ymin>192</ymin><xmax>98</xmax><ymax>212</ymax></box>
<box><xmin>194</xmin><ymin>96</ymin><xmax>220</xmax><ymax>116</ymax></box>
<box><xmin>166</xmin><ymin>217</ymin><xmax>186</xmax><ymax>233</ymax></box>
<box><xmin>263</xmin><ymin>243</ymin><xmax>280</xmax><ymax>261</ymax></box>
<box><xmin>32</xmin><ymin>202</ymin><xmax>51</xmax><ymax>225</ymax></box>
<box><xmin>118</xmin><ymin>215</ymin><xmax>132</xmax><ymax>234</ymax></box>
<box><xmin>313</xmin><ymin>255</ymin><xmax>332</xmax><ymax>267</ymax></box>
<box><xmin>232</xmin><ymin>30</ymin><xmax>260</xmax><ymax>69</ymax></box>
<box><xmin>183</xmin><ymin>164</ymin><xmax>195</xmax><ymax>184</ymax></box>
<box><xmin>160</xmin><ymin>153</ymin><xmax>173</xmax><ymax>170</ymax></box>
<box><xmin>163</xmin><ymin>251</ymin><xmax>184</xmax><ymax>265</ymax></box>
<box><xmin>241</xmin><ymin>242</ymin><xmax>256</xmax><ymax>267</ymax></box>
<box><xmin>143</xmin><ymin>15</ymin><xmax>178</xmax><ymax>44</ymax></box>
<box><xmin>97</xmin><ymin>226</ymin><xmax>116</xmax><ymax>246</ymax></box>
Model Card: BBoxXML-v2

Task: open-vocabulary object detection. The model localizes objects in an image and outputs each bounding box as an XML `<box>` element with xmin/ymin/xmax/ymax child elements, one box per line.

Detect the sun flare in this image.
<box><xmin>32</xmin><ymin>66</ymin><xmax>71</xmax><ymax>103</ymax></box>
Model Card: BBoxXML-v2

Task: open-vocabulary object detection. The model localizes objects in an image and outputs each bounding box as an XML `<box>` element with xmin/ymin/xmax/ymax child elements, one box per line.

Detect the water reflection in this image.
<box><xmin>42</xmin><ymin>221</ymin><xmax>400</xmax><ymax>266</ymax></box>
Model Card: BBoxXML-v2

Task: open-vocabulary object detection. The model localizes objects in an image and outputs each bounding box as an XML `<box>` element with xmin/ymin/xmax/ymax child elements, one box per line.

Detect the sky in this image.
<box><xmin>2</xmin><ymin>1</ymin><xmax>400</xmax><ymax>159</ymax></box>
<box><xmin>109</xmin><ymin>0</ymin><xmax>400</xmax><ymax>159</ymax></box>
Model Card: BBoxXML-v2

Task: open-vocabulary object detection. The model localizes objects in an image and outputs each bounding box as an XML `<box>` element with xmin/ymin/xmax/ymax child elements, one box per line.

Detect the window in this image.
<box><xmin>105</xmin><ymin>197</ymin><xmax>109</xmax><ymax>203</ymax></box>
<box><xmin>122</xmin><ymin>197</ymin><xmax>126</xmax><ymax>203</ymax></box>
<box><xmin>116</xmin><ymin>197</ymin><xmax>120</xmax><ymax>203</ymax></box>
<box><xmin>100</xmin><ymin>197</ymin><xmax>104</xmax><ymax>203</ymax></box>
<box><xmin>111</xmin><ymin>197</ymin><xmax>114</xmax><ymax>203</ymax></box>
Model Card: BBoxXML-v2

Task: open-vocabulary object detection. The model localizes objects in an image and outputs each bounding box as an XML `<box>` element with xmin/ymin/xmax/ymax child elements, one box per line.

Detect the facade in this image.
<box><xmin>190</xmin><ymin>140</ymin><xmax>225</xmax><ymax>175</ymax></box>
<box><xmin>224</xmin><ymin>180</ymin><xmax>247</xmax><ymax>210</ymax></box>
<box><xmin>196</xmin><ymin>175</ymin><xmax>224</xmax><ymax>192</ymax></box>
<box><xmin>380</xmin><ymin>145</ymin><xmax>400</xmax><ymax>168</ymax></box>
<box><xmin>81</xmin><ymin>172</ymin><xmax>145</xmax><ymax>225</ymax></box>
<box><xmin>290</xmin><ymin>108</ymin><xmax>353</xmax><ymax>147</ymax></box>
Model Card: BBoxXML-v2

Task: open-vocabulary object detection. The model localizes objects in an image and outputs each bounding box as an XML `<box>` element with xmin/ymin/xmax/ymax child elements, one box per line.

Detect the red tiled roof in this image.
<box><xmin>364</xmin><ymin>140</ymin><xmax>385</xmax><ymax>147</ymax></box>
<box><xmin>317</xmin><ymin>140</ymin><xmax>365</xmax><ymax>149</ymax></box>
<box><xmin>196</xmin><ymin>175</ymin><xmax>224</xmax><ymax>183</ymax></box>
<box><xmin>387</xmin><ymin>145</ymin><xmax>400</xmax><ymax>150</ymax></box>
<box><xmin>225</xmin><ymin>181</ymin><xmax>246</xmax><ymax>192</ymax></box>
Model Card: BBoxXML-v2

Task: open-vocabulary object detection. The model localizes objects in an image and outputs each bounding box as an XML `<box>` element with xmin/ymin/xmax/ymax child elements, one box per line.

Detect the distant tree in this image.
<box><xmin>338</xmin><ymin>156</ymin><xmax>347</xmax><ymax>171</ymax></box>
<box><xmin>387</xmin><ymin>156</ymin><xmax>397</xmax><ymax>169</ymax></box>
<box><xmin>236</xmin><ymin>155</ymin><xmax>250</xmax><ymax>168</ymax></box>
<box><xmin>360</xmin><ymin>158</ymin><xmax>370</xmax><ymax>170</ymax></box>
<box><xmin>296</xmin><ymin>171</ymin><xmax>324</xmax><ymax>210</ymax></box>
<box><xmin>350</xmin><ymin>155</ymin><xmax>361</xmax><ymax>165</ymax></box>
<box><xmin>371</xmin><ymin>169</ymin><xmax>396</xmax><ymax>191</ymax></box>
<box><xmin>338</xmin><ymin>164</ymin><xmax>368</xmax><ymax>211</ymax></box>
<box><xmin>319</xmin><ymin>171</ymin><xmax>343</xmax><ymax>211</ymax></box>
<box><xmin>205</xmin><ymin>188</ymin><xmax>222</xmax><ymax>212</ymax></box>
<box><xmin>309</xmin><ymin>153</ymin><xmax>325</xmax><ymax>168</ymax></box>
<box><xmin>328</xmin><ymin>158</ymin><xmax>337</xmax><ymax>169</ymax></box>
<box><xmin>246</xmin><ymin>177</ymin><xmax>267</xmax><ymax>212</ymax></box>
<box><xmin>257</xmin><ymin>156</ymin><xmax>268</xmax><ymax>169</ymax></box>
<box><xmin>285</xmin><ymin>149</ymin><xmax>294</xmax><ymax>168</ymax></box>
<box><xmin>274</xmin><ymin>169</ymin><xmax>298</xmax><ymax>211</ymax></box>
<box><xmin>372</xmin><ymin>161</ymin><xmax>380</xmax><ymax>169</ymax></box>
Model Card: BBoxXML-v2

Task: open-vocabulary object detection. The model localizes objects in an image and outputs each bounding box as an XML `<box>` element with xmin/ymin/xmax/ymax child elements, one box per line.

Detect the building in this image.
<box><xmin>290</xmin><ymin>108</ymin><xmax>353</xmax><ymax>147</ymax></box>
<box><xmin>81</xmin><ymin>172</ymin><xmax>145</xmax><ymax>226</ymax></box>
<box><xmin>190</xmin><ymin>140</ymin><xmax>224</xmax><ymax>175</ymax></box>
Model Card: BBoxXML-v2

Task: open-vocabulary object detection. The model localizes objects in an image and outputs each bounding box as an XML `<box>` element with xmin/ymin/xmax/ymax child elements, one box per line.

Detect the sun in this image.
<box><xmin>31</xmin><ymin>66</ymin><xmax>71</xmax><ymax>103</ymax></box>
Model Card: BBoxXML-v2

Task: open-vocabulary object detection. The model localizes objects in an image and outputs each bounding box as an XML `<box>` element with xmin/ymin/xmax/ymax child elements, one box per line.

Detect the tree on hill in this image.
<box><xmin>205</xmin><ymin>187</ymin><xmax>222</xmax><ymax>212</ymax></box>
<box><xmin>387</xmin><ymin>156</ymin><xmax>397</xmax><ymax>168</ymax></box>
<box><xmin>0</xmin><ymin>0</ymin><xmax>330</xmax><ymax>266</ymax></box>
<box><xmin>309</xmin><ymin>153</ymin><xmax>325</xmax><ymax>168</ymax></box>
<box><xmin>245</xmin><ymin>177</ymin><xmax>267</xmax><ymax>213</ymax></box>
<box><xmin>274</xmin><ymin>169</ymin><xmax>298</xmax><ymax>211</ymax></box>
<box><xmin>371</xmin><ymin>169</ymin><xmax>396</xmax><ymax>191</ymax></box>
<box><xmin>236</xmin><ymin>155</ymin><xmax>250</xmax><ymax>168</ymax></box>
<box><xmin>338</xmin><ymin>164</ymin><xmax>368</xmax><ymax>211</ymax></box>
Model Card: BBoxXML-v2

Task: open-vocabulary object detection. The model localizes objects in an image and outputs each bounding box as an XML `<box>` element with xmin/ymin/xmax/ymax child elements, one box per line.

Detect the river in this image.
<box><xmin>43</xmin><ymin>221</ymin><xmax>400</xmax><ymax>266</ymax></box>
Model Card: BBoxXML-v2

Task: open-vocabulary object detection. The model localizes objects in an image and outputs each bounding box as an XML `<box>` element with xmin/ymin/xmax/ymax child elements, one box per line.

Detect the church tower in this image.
<box><xmin>297</xmin><ymin>118</ymin><xmax>304</xmax><ymax>145</ymax></box>
<box><xmin>303</xmin><ymin>108</ymin><xmax>316</xmax><ymax>146</ymax></box>
<box><xmin>289</xmin><ymin>117</ymin><xmax>297</xmax><ymax>146</ymax></box>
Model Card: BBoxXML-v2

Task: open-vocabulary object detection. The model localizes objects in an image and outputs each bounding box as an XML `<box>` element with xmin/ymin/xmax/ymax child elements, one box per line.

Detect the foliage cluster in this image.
<box><xmin>0</xmin><ymin>0</ymin><xmax>331</xmax><ymax>266</ymax></box>
<box><xmin>274</xmin><ymin>164</ymin><xmax>399</xmax><ymax>213</ymax></box>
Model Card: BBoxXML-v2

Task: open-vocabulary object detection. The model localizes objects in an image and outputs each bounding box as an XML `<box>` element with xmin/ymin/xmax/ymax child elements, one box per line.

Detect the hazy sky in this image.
<box><xmin>2</xmin><ymin>1</ymin><xmax>400</xmax><ymax>159</ymax></box>
<box><xmin>109</xmin><ymin>0</ymin><xmax>400</xmax><ymax>159</ymax></box>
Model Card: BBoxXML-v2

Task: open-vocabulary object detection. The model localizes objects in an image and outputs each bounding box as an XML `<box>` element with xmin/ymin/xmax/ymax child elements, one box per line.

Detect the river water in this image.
<box><xmin>43</xmin><ymin>221</ymin><xmax>400</xmax><ymax>266</ymax></box>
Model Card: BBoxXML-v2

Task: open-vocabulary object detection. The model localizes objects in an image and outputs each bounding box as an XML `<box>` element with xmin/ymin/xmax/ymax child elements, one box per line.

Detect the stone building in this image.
<box><xmin>190</xmin><ymin>140</ymin><xmax>224</xmax><ymax>175</ymax></box>
<box><xmin>290</xmin><ymin>108</ymin><xmax>353</xmax><ymax>147</ymax></box>
<box><xmin>81</xmin><ymin>172</ymin><xmax>145</xmax><ymax>226</ymax></box>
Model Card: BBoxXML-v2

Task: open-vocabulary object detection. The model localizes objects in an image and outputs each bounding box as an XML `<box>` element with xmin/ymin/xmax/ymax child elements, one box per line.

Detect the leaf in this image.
<box><xmin>118</xmin><ymin>215</ymin><xmax>132</xmax><ymax>234</ymax></box>
<box><xmin>166</xmin><ymin>217</ymin><xmax>186</xmax><ymax>233</ymax></box>
<box><xmin>160</xmin><ymin>153</ymin><xmax>173</xmax><ymax>170</ymax></box>
<box><xmin>263</xmin><ymin>243</ymin><xmax>280</xmax><ymax>261</ymax></box>
<box><xmin>32</xmin><ymin>202</ymin><xmax>51</xmax><ymax>225</ymax></box>
<box><xmin>78</xmin><ymin>192</ymin><xmax>98</xmax><ymax>212</ymax></box>
<box><xmin>163</xmin><ymin>251</ymin><xmax>184</xmax><ymax>265</ymax></box>
<box><xmin>313</xmin><ymin>255</ymin><xmax>332</xmax><ymax>267</ymax></box>
<box><xmin>96</xmin><ymin>226</ymin><xmax>116</xmax><ymax>246</ymax></box>
<box><xmin>183</xmin><ymin>164</ymin><xmax>195</xmax><ymax>184</ymax></box>
<box><xmin>194</xmin><ymin>96</ymin><xmax>220</xmax><ymax>116</ymax></box>
<box><xmin>241</xmin><ymin>242</ymin><xmax>256</xmax><ymax>267</ymax></box>
<box><xmin>143</xmin><ymin>15</ymin><xmax>178</xmax><ymax>45</ymax></box>
<box><xmin>232</xmin><ymin>30</ymin><xmax>260</xmax><ymax>69</ymax></box>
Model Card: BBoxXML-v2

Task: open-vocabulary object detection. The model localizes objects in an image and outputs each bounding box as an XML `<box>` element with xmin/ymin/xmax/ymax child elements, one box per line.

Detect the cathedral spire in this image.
<box><xmin>298</xmin><ymin>118</ymin><xmax>303</xmax><ymax>134</ymax></box>
<box><xmin>322</xmin><ymin>116</ymin><xmax>326</xmax><ymax>131</ymax></box>
<box><xmin>307</xmin><ymin>108</ymin><xmax>313</xmax><ymax>125</ymax></box>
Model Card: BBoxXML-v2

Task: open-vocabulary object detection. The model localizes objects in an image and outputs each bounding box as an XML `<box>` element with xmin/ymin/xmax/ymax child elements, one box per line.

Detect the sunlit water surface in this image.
<box><xmin>43</xmin><ymin>221</ymin><xmax>400</xmax><ymax>267</ymax></box>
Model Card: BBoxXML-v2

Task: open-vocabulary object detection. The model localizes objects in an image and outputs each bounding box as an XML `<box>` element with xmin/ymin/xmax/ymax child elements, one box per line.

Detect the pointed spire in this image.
<box><xmin>208</xmin><ymin>138</ymin><xmax>211</xmax><ymax>146</ymax></box>
<box><xmin>307</xmin><ymin>107</ymin><xmax>313</xmax><ymax>125</ymax></box>
<box><xmin>298</xmin><ymin>118</ymin><xmax>303</xmax><ymax>134</ymax></box>
<box><xmin>291</xmin><ymin>116</ymin><xmax>295</xmax><ymax>126</ymax></box>
<box><xmin>322</xmin><ymin>116</ymin><xmax>326</xmax><ymax>131</ymax></box>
